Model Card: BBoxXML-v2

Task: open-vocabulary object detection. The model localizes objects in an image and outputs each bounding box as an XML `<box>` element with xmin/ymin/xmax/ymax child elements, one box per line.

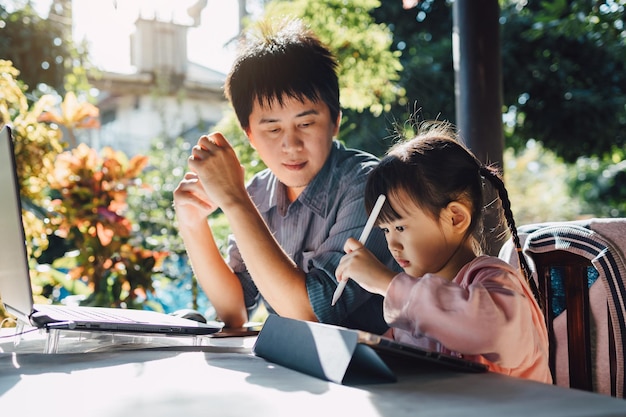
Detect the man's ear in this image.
<box><xmin>332</xmin><ymin>111</ymin><xmax>342</xmax><ymax>137</ymax></box>
<box><xmin>446</xmin><ymin>201</ymin><xmax>472</xmax><ymax>234</ymax></box>
<box><xmin>245</xmin><ymin>128</ymin><xmax>256</xmax><ymax>150</ymax></box>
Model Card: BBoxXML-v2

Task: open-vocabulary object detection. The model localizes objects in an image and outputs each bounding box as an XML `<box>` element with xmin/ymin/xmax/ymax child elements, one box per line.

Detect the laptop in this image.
<box><xmin>253</xmin><ymin>314</ymin><xmax>487</xmax><ymax>385</ymax></box>
<box><xmin>0</xmin><ymin>125</ymin><xmax>221</xmax><ymax>336</ymax></box>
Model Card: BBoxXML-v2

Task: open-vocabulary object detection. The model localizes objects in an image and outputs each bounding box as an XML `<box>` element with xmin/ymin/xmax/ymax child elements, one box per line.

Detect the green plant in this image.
<box><xmin>503</xmin><ymin>141</ymin><xmax>585</xmax><ymax>224</ymax></box>
<box><xmin>1</xmin><ymin>60</ymin><xmax>170</xmax><ymax>313</ymax></box>
<box><xmin>0</xmin><ymin>60</ymin><xmax>65</xmax><ymax>255</ymax></box>
<box><xmin>45</xmin><ymin>144</ymin><xmax>168</xmax><ymax>308</ymax></box>
<box><xmin>0</xmin><ymin>60</ymin><xmax>66</xmax><ymax>323</ymax></box>
<box><xmin>567</xmin><ymin>147</ymin><xmax>626</xmax><ymax>218</ymax></box>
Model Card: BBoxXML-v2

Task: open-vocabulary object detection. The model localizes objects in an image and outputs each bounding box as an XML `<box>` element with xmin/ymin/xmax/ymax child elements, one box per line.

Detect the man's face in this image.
<box><xmin>247</xmin><ymin>95</ymin><xmax>340</xmax><ymax>201</ymax></box>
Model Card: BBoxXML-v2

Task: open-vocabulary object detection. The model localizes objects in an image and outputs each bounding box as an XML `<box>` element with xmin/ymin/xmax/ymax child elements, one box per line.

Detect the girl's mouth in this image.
<box><xmin>395</xmin><ymin>258</ymin><xmax>410</xmax><ymax>268</ymax></box>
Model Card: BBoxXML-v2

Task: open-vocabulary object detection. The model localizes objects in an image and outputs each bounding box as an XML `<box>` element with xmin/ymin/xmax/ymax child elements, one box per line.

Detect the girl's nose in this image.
<box><xmin>386</xmin><ymin>234</ymin><xmax>402</xmax><ymax>251</ymax></box>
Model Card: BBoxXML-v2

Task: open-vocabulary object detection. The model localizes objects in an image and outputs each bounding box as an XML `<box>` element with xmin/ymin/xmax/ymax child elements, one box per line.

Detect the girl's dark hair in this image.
<box><xmin>224</xmin><ymin>18</ymin><xmax>340</xmax><ymax>131</ymax></box>
<box><xmin>365</xmin><ymin>121</ymin><xmax>542</xmax><ymax>306</ymax></box>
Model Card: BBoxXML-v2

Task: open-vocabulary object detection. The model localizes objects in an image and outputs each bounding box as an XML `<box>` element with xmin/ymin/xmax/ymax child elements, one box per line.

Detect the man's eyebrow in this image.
<box><xmin>258</xmin><ymin>109</ymin><xmax>320</xmax><ymax>124</ymax></box>
<box><xmin>296</xmin><ymin>109</ymin><xmax>319</xmax><ymax>117</ymax></box>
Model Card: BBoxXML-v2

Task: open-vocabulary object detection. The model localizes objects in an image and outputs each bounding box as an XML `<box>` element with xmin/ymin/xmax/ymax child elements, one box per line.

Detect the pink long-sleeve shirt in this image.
<box><xmin>384</xmin><ymin>255</ymin><xmax>553</xmax><ymax>383</ymax></box>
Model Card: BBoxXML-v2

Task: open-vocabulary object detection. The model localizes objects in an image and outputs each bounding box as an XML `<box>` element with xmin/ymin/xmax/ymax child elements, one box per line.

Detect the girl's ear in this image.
<box><xmin>445</xmin><ymin>201</ymin><xmax>472</xmax><ymax>234</ymax></box>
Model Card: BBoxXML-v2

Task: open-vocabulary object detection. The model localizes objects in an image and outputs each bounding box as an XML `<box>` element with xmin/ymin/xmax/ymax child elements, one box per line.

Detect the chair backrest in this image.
<box><xmin>499</xmin><ymin>218</ymin><xmax>626</xmax><ymax>398</ymax></box>
<box><xmin>532</xmin><ymin>250</ymin><xmax>596</xmax><ymax>392</ymax></box>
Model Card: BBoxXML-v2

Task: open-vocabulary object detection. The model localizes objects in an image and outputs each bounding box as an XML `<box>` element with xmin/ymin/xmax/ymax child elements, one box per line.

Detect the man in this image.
<box><xmin>173</xmin><ymin>18</ymin><xmax>396</xmax><ymax>334</ymax></box>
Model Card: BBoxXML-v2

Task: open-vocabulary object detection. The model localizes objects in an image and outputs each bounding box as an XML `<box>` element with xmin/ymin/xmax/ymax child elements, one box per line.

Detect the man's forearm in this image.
<box><xmin>178</xmin><ymin>219</ymin><xmax>248</xmax><ymax>327</ymax></box>
<box><xmin>221</xmin><ymin>196</ymin><xmax>317</xmax><ymax>322</ymax></box>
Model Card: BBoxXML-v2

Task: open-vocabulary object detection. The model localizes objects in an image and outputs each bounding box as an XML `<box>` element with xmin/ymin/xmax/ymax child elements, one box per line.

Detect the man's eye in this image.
<box><xmin>395</xmin><ymin>226</ymin><xmax>405</xmax><ymax>232</ymax></box>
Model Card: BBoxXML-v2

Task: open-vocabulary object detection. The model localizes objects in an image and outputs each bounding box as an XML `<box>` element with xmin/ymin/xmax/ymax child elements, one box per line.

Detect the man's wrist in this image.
<box><xmin>176</xmin><ymin>215</ymin><xmax>211</xmax><ymax>233</ymax></box>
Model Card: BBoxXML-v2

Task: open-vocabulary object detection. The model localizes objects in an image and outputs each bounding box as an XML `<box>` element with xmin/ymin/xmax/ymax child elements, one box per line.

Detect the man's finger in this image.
<box><xmin>209</xmin><ymin>131</ymin><xmax>232</xmax><ymax>149</ymax></box>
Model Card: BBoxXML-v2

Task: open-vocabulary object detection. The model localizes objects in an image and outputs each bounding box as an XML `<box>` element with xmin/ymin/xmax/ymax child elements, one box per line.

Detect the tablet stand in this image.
<box><xmin>253</xmin><ymin>314</ymin><xmax>397</xmax><ymax>385</ymax></box>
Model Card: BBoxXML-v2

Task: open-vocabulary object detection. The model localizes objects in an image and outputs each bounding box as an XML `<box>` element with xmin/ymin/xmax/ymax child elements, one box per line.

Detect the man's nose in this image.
<box><xmin>281</xmin><ymin>130</ymin><xmax>304</xmax><ymax>152</ymax></box>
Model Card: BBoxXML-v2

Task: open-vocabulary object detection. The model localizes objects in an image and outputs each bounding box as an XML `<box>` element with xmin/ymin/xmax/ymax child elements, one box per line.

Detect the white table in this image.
<box><xmin>0</xmin><ymin>327</ymin><xmax>624</xmax><ymax>417</ymax></box>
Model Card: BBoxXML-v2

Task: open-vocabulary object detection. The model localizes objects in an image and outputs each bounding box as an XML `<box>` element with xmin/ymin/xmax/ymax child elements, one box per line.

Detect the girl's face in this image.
<box><xmin>378</xmin><ymin>190</ymin><xmax>461</xmax><ymax>279</ymax></box>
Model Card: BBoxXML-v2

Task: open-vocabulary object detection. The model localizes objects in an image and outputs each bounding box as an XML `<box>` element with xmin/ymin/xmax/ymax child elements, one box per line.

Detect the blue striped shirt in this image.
<box><xmin>226</xmin><ymin>140</ymin><xmax>398</xmax><ymax>334</ymax></box>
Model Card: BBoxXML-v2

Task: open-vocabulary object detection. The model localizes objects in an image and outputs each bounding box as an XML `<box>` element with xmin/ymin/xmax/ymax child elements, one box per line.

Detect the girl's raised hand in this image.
<box><xmin>336</xmin><ymin>237</ymin><xmax>396</xmax><ymax>296</ymax></box>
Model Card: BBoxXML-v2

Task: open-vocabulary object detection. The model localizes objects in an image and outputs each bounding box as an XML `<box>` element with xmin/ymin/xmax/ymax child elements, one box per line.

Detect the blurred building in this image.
<box><xmin>81</xmin><ymin>1</ymin><xmax>242</xmax><ymax>156</ymax></box>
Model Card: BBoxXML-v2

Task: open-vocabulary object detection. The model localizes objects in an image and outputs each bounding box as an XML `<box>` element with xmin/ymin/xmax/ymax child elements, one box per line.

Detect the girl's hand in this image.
<box><xmin>336</xmin><ymin>237</ymin><xmax>396</xmax><ymax>296</ymax></box>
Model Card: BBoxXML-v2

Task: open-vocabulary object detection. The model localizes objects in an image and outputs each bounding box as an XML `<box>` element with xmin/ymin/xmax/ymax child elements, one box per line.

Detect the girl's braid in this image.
<box><xmin>479</xmin><ymin>166</ymin><xmax>543</xmax><ymax>308</ymax></box>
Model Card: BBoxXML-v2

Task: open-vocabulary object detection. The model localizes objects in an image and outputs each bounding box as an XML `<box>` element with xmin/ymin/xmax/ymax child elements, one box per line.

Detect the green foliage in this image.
<box><xmin>46</xmin><ymin>144</ymin><xmax>169</xmax><ymax>308</ymax></box>
<box><xmin>0</xmin><ymin>61</ymin><xmax>65</xmax><ymax>200</ymax></box>
<box><xmin>363</xmin><ymin>0</ymin><xmax>626</xmax><ymax>166</ymax></box>
<box><xmin>126</xmin><ymin>137</ymin><xmax>190</xmax><ymax>255</ymax></box>
<box><xmin>567</xmin><ymin>147</ymin><xmax>626</xmax><ymax>217</ymax></box>
<box><xmin>262</xmin><ymin>0</ymin><xmax>405</xmax><ymax>156</ymax></box>
<box><xmin>0</xmin><ymin>60</ymin><xmax>170</xmax><ymax>313</ymax></box>
<box><xmin>503</xmin><ymin>140</ymin><xmax>626</xmax><ymax>225</ymax></box>
<box><xmin>264</xmin><ymin>0</ymin><xmax>403</xmax><ymax>115</ymax></box>
<box><xmin>0</xmin><ymin>0</ymin><xmax>89</xmax><ymax>99</ymax></box>
<box><xmin>370</xmin><ymin>0</ymin><xmax>455</xmax><ymax>121</ymax></box>
<box><xmin>0</xmin><ymin>2</ymin><xmax>64</xmax><ymax>94</ymax></box>
<box><xmin>0</xmin><ymin>60</ymin><xmax>66</xmax><ymax>259</ymax></box>
<box><xmin>343</xmin><ymin>0</ymin><xmax>456</xmax><ymax>157</ymax></box>
<box><xmin>503</xmin><ymin>141</ymin><xmax>585</xmax><ymax>224</ymax></box>
<box><xmin>0</xmin><ymin>60</ymin><xmax>66</xmax><ymax>324</ymax></box>
<box><xmin>500</xmin><ymin>0</ymin><xmax>626</xmax><ymax>162</ymax></box>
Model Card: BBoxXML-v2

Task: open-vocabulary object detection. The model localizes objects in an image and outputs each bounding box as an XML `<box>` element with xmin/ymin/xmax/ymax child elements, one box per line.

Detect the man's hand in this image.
<box><xmin>188</xmin><ymin>132</ymin><xmax>247</xmax><ymax>210</ymax></box>
<box><xmin>173</xmin><ymin>172</ymin><xmax>218</xmax><ymax>228</ymax></box>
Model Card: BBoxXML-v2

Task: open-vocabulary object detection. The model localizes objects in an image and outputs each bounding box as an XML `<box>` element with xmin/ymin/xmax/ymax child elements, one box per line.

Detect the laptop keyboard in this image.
<box><xmin>43</xmin><ymin>305</ymin><xmax>139</xmax><ymax>322</ymax></box>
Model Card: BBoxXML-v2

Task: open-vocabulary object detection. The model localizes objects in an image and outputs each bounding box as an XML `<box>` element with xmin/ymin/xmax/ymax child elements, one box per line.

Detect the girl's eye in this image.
<box><xmin>395</xmin><ymin>226</ymin><xmax>405</xmax><ymax>232</ymax></box>
<box><xmin>380</xmin><ymin>227</ymin><xmax>389</xmax><ymax>234</ymax></box>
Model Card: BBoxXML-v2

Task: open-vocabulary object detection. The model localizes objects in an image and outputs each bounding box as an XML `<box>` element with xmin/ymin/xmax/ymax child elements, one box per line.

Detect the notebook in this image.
<box><xmin>0</xmin><ymin>125</ymin><xmax>221</xmax><ymax>336</ymax></box>
<box><xmin>253</xmin><ymin>314</ymin><xmax>487</xmax><ymax>385</ymax></box>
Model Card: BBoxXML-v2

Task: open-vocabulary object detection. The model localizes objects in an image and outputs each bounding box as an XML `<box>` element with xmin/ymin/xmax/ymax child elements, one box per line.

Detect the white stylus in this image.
<box><xmin>331</xmin><ymin>194</ymin><xmax>386</xmax><ymax>306</ymax></box>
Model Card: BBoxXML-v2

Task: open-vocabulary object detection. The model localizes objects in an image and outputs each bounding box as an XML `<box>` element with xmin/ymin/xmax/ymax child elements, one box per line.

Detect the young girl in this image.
<box><xmin>336</xmin><ymin>122</ymin><xmax>552</xmax><ymax>383</ymax></box>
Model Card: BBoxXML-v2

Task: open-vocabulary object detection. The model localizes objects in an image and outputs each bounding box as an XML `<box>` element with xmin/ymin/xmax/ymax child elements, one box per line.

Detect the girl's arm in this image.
<box><xmin>384</xmin><ymin>257</ymin><xmax>539</xmax><ymax>368</ymax></box>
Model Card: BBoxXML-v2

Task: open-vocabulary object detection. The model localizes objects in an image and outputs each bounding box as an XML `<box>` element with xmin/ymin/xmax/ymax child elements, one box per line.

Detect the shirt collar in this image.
<box><xmin>256</xmin><ymin>140</ymin><xmax>341</xmax><ymax>218</ymax></box>
<box><xmin>297</xmin><ymin>141</ymin><xmax>341</xmax><ymax>218</ymax></box>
